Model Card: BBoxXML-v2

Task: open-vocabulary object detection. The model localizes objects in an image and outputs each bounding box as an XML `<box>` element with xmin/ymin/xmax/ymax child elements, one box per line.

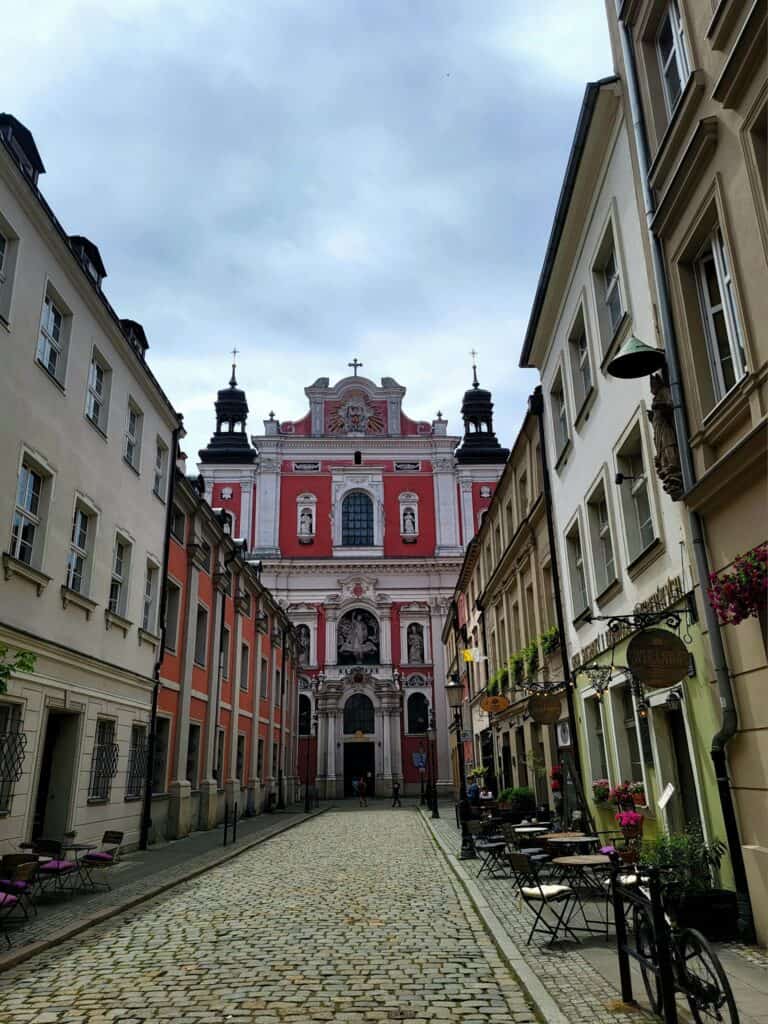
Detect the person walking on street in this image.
<box><xmin>358</xmin><ymin>777</ymin><xmax>368</xmax><ymax>807</ymax></box>
<box><xmin>351</xmin><ymin>776</ymin><xmax>359</xmax><ymax>800</ymax></box>
<box><xmin>392</xmin><ymin>780</ymin><xmax>402</xmax><ymax>807</ymax></box>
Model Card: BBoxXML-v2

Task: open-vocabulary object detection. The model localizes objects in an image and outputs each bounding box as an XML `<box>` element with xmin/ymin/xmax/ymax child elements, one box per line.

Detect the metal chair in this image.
<box><xmin>34</xmin><ymin>840</ymin><xmax>78</xmax><ymax>895</ymax></box>
<box><xmin>508</xmin><ymin>851</ymin><xmax>580</xmax><ymax>946</ymax></box>
<box><xmin>0</xmin><ymin>856</ymin><xmax>38</xmax><ymax>917</ymax></box>
<box><xmin>81</xmin><ymin>830</ymin><xmax>124</xmax><ymax>890</ymax></box>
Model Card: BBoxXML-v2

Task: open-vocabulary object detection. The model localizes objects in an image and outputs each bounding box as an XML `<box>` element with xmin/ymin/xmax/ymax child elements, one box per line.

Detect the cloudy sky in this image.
<box><xmin>6</xmin><ymin>1</ymin><xmax>612</xmax><ymax>457</ymax></box>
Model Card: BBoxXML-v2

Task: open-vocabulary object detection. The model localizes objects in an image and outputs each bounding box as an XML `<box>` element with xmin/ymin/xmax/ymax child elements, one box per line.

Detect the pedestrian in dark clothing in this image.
<box><xmin>392</xmin><ymin>781</ymin><xmax>402</xmax><ymax>807</ymax></box>
<box><xmin>358</xmin><ymin>778</ymin><xmax>368</xmax><ymax>807</ymax></box>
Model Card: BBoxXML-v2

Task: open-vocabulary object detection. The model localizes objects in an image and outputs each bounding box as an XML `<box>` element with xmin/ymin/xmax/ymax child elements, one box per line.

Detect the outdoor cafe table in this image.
<box><xmin>546</xmin><ymin>835</ymin><xmax>599</xmax><ymax>850</ymax></box>
<box><xmin>60</xmin><ymin>843</ymin><xmax>97</xmax><ymax>891</ymax></box>
<box><xmin>551</xmin><ymin>854</ymin><xmax>612</xmax><ymax>933</ymax></box>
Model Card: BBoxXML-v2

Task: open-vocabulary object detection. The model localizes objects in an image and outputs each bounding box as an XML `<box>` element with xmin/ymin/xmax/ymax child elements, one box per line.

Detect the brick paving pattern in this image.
<box><xmin>0</xmin><ymin>808</ymin><xmax>537</xmax><ymax>1023</ymax></box>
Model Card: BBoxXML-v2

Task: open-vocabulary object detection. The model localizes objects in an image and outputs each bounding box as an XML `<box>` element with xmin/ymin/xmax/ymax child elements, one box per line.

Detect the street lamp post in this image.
<box><xmin>445</xmin><ymin>675</ymin><xmax>476</xmax><ymax>860</ymax></box>
<box><xmin>303</xmin><ymin>706</ymin><xmax>317</xmax><ymax>814</ymax></box>
<box><xmin>426</xmin><ymin>711</ymin><xmax>439</xmax><ymax>819</ymax></box>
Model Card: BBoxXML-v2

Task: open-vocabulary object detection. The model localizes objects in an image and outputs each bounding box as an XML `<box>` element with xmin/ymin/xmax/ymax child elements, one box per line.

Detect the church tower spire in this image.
<box><xmin>199</xmin><ymin>351</ymin><xmax>256</xmax><ymax>464</ymax></box>
<box><xmin>455</xmin><ymin>351</ymin><xmax>509</xmax><ymax>465</ymax></box>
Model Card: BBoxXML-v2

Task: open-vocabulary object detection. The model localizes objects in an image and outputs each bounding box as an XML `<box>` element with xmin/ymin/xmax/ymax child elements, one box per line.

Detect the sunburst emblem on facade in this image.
<box><xmin>327</xmin><ymin>390</ymin><xmax>384</xmax><ymax>434</ymax></box>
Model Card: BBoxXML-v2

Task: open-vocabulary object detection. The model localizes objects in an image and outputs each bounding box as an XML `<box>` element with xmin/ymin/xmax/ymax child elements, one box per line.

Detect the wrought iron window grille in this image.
<box><xmin>126</xmin><ymin>736</ymin><xmax>148</xmax><ymax>799</ymax></box>
<box><xmin>89</xmin><ymin>738</ymin><xmax>119</xmax><ymax>800</ymax></box>
<box><xmin>0</xmin><ymin>724</ymin><xmax>27</xmax><ymax>812</ymax></box>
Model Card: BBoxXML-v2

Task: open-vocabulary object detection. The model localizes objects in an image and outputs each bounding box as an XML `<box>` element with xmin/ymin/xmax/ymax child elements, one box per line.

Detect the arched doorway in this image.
<box><xmin>343</xmin><ymin>693</ymin><xmax>376</xmax><ymax>797</ymax></box>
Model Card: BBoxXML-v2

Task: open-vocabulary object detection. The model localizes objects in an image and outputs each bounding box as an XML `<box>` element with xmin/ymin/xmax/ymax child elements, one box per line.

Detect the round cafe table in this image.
<box><xmin>551</xmin><ymin>854</ymin><xmax>612</xmax><ymax>933</ymax></box>
<box><xmin>541</xmin><ymin>831</ymin><xmax>586</xmax><ymax>840</ymax></box>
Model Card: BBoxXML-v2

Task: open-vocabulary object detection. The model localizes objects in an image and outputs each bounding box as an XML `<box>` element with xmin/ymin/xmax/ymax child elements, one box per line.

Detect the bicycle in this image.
<box><xmin>632</xmin><ymin>889</ymin><xmax>738</xmax><ymax>1023</ymax></box>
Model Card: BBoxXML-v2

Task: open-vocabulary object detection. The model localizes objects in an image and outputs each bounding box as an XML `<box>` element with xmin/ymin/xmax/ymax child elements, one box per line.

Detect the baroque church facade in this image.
<box><xmin>198</xmin><ymin>363</ymin><xmax>508</xmax><ymax>797</ymax></box>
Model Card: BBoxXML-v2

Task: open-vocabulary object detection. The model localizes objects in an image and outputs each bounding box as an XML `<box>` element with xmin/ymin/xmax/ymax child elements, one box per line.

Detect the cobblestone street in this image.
<box><xmin>0</xmin><ymin>808</ymin><xmax>536</xmax><ymax>1024</ymax></box>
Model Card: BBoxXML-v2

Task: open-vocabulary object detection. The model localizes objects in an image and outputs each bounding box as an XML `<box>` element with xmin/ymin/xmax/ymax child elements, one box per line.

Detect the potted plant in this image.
<box><xmin>609</xmin><ymin>781</ymin><xmax>635</xmax><ymax>809</ymax></box>
<box><xmin>592</xmin><ymin>779</ymin><xmax>610</xmax><ymax>804</ymax></box>
<box><xmin>522</xmin><ymin>640</ymin><xmax>539</xmax><ymax>677</ymax></box>
<box><xmin>540</xmin><ymin>625</ymin><xmax>560</xmax><ymax>656</ymax></box>
<box><xmin>708</xmin><ymin>543</ymin><xmax>767</xmax><ymax>626</ymax></box>
<box><xmin>630</xmin><ymin>781</ymin><xmax>646</xmax><ymax>806</ymax></box>
<box><xmin>509</xmin><ymin>653</ymin><xmax>525</xmax><ymax>685</ymax></box>
<box><xmin>639</xmin><ymin>829</ymin><xmax>735</xmax><ymax>940</ymax></box>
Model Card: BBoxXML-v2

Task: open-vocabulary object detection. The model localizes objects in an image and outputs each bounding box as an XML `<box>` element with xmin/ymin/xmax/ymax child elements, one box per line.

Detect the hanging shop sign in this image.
<box><xmin>527</xmin><ymin>694</ymin><xmax>561</xmax><ymax>724</ymax></box>
<box><xmin>626</xmin><ymin>628</ymin><xmax>689</xmax><ymax>688</ymax></box>
<box><xmin>480</xmin><ymin>695</ymin><xmax>510</xmax><ymax>714</ymax></box>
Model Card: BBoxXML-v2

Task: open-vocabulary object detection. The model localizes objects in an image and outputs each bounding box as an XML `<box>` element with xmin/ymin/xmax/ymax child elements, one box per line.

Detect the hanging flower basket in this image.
<box><xmin>616</xmin><ymin>809</ymin><xmax>644</xmax><ymax>841</ymax></box>
<box><xmin>592</xmin><ymin>779</ymin><xmax>610</xmax><ymax>804</ymax></box>
<box><xmin>708</xmin><ymin>543</ymin><xmax>767</xmax><ymax>626</ymax></box>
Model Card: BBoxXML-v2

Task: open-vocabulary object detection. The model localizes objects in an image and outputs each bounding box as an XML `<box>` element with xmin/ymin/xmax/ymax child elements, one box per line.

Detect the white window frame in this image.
<box><xmin>164</xmin><ymin>577</ymin><xmax>181</xmax><ymax>652</ymax></box>
<box><xmin>592</xmin><ymin>214</ymin><xmax>628</xmax><ymax>355</ymax></box>
<box><xmin>564</xmin><ymin>513</ymin><xmax>589</xmax><ymax>620</ymax></box>
<box><xmin>153</xmin><ymin>438</ymin><xmax>168</xmax><ymax>498</ymax></box>
<box><xmin>10</xmin><ymin>460</ymin><xmax>46</xmax><ymax>567</ymax></box>
<box><xmin>694</xmin><ymin>228</ymin><xmax>747</xmax><ymax>404</ymax></box>
<box><xmin>567</xmin><ymin>302</ymin><xmax>594</xmax><ymax>415</ymax></box>
<box><xmin>581</xmin><ymin>689</ymin><xmax>612</xmax><ymax>786</ymax></box>
<box><xmin>109</xmin><ymin>535</ymin><xmax>131</xmax><ymax>617</ymax></box>
<box><xmin>614</xmin><ymin>417</ymin><xmax>657</xmax><ymax>565</ymax></box>
<box><xmin>550</xmin><ymin>367</ymin><xmax>569</xmax><ymax>461</ymax></box>
<box><xmin>606</xmin><ymin>678</ymin><xmax>650</xmax><ymax>802</ymax></box>
<box><xmin>142</xmin><ymin>561</ymin><xmax>159</xmax><ymax>634</ymax></box>
<box><xmin>586</xmin><ymin>475</ymin><xmax>617</xmax><ymax>597</ymax></box>
<box><xmin>37</xmin><ymin>289</ymin><xmax>68</xmax><ymax>382</ymax></box>
<box><xmin>85</xmin><ymin>350</ymin><xmax>110</xmax><ymax>431</ymax></box>
<box><xmin>656</xmin><ymin>0</ymin><xmax>690</xmax><ymax>116</ymax></box>
<box><xmin>66</xmin><ymin>501</ymin><xmax>95</xmax><ymax>595</ymax></box>
<box><xmin>124</xmin><ymin>401</ymin><xmax>143</xmax><ymax>470</ymax></box>
<box><xmin>0</xmin><ymin>214</ymin><xmax>20</xmax><ymax>326</ymax></box>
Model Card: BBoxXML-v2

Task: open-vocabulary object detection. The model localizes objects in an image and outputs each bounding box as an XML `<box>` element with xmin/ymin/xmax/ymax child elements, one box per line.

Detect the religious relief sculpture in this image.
<box><xmin>407</xmin><ymin>623</ymin><xmax>425</xmax><ymax>664</ymax></box>
<box><xmin>327</xmin><ymin>390</ymin><xmax>384</xmax><ymax>434</ymax></box>
<box><xmin>649</xmin><ymin>373</ymin><xmax>683</xmax><ymax>501</ymax></box>
<box><xmin>337</xmin><ymin>609</ymin><xmax>380</xmax><ymax>665</ymax></box>
<box><xmin>296</xmin><ymin>624</ymin><xmax>310</xmax><ymax>667</ymax></box>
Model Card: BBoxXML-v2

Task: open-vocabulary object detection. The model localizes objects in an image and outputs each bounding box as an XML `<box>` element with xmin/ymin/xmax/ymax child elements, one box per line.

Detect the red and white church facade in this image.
<box><xmin>198</xmin><ymin>365</ymin><xmax>508</xmax><ymax>797</ymax></box>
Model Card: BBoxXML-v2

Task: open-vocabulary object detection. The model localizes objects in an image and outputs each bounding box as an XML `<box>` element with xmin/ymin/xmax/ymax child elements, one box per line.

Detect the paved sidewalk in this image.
<box><xmin>425</xmin><ymin>808</ymin><xmax>768</xmax><ymax>1024</ymax></box>
<box><xmin>1</xmin><ymin>806</ymin><xmax>323</xmax><ymax>968</ymax></box>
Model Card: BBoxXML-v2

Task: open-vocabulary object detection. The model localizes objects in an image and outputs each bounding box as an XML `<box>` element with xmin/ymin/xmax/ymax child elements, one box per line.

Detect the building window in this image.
<box><xmin>257</xmin><ymin>737</ymin><xmax>265</xmax><ymax>777</ymax></box>
<box><xmin>694</xmin><ymin>229</ymin><xmax>747</xmax><ymax>403</ymax></box>
<box><xmin>260</xmin><ymin>657</ymin><xmax>269</xmax><ymax>698</ymax></box>
<box><xmin>587</xmin><ymin>485</ymin><xmax>616</xmax><ymax>596</ymax></box>
<box><xmin>164</xmin><ymin>580</ymin><xmax>181</xmax><ymax>652</ymax></box>
<box><xmin>186</xmin><ymin>723</ymin><xmax>201</xmax><ymax>789</ymax></box>
<box><xmin>341</xmin><ymin>491</ymin><xmax>374</xmax><ymax>546</ymax></box>
<box><xmin>568</xmin><ymin>308</ymin><xmax>593</xmax><ymax>413</ymax></box>
<box><xmin>593</xmin><ymin>227</ymin><xmax>625</xmax><ymax>353</ymax></box>
<box><xmin>220</xmin><ymin>626</ymin><xmax>230</xmax><ymax>678</ymax></box>
<box><xmin>194</xmin><ymin>605</ymin><xmax>208</xmax><ymax>666</ymax></box>
<box><xmin>153</xmin><ymin>439</ymin><xmax>168</xmax><ymax>498</ymax></box>
<box><xmin>566</xmin><ymin>519</ymin><xmax>589</xmax><ymax>619</ymax></box>
<box><xmin>274</xmin><ymin>669</ymin><xmax>281</xmax><ymax>706</ymax></box>
<box><xmin>519</xmin><ymin>472</ymin><xmax>529</xmax><ymax>517</ymax></box>
<box><xmin>125</xmin><ymin>723</ymin><xmax>147</xmax><ymax>799</ymax></box>
<box><xmin>108</xmin><ymin>537</ymin><xmax>131</xmax><ymax>616</ymax></box>
<box><xmin>407</xmin><ymin>692</ymin><xmax>429</xmax><ymax>734</ymax></box>
<box><xmin>37</xmin><ymin>289</ymin><xmax>68</xmax><ymax>383</ymax></box>
<box><xmin>124</xmin><ymin>401</ymin><xmax>143</xmax><ymax>470</ymax></box>
<box><xmin>65</xmin><ymin>504</ymin><xmax>92</xmax><ymax>594</ymax></box>
<box><xmin>298</xmin><ymin>694</ymin><xmax>312</xmax><ymax>735</ymax></box>
<box><xmin>141</xmin><ymin>563</ymin><xmax>158</xmax><ymax>633</ymax></box>
<box><xmin>343</xmin><ymin>693</ymin><xmax>375</xmax><ymax>734</ymax></box>
<box><xmin>616</xmin><ymin>424</ymin><xmax>655</xmax><ymax>563</ymax></box>
<box><xmin>236</xmin><ymin>735</ymin><xmax>245</xmax><ymax>781</ymax></box>
<box><xmin>240</xmin><ymin>643</ymin><xmax>249</xmax><ymax>691</ymax></box>
<box><xmin>550</xmin><ymin>372</ymin><xmax>569</xmax><ymax>459</ymax></box>
<box><xmin>656</xmin><ymin>1</ymin><xmax>690</xmax><ymax>115</ymax></box>
<box><xmin>88</xmin><ymin>718</ymin><xmax>118</xmax><ymax>801</ymax></box>
<box><xmin>199</xmin><ymin>541</ymin><xmax>211</xmax><ymax>574</ymax></box>
<box><xmin>151</xmin><ymin>717</ymin><xmax>170</xmax><ymax>794</ymax></box>
<box><xmin>11</xmin><ymin>461</ymin><xmax>46</xmax><ymax>567</ymax></box>
<box><xmin>0</xmin><ymin>704</ymin><xmax>24</xmax><ymax>813</ymax></box>
<box><xmin>584</xmin><ymin>695</ymin><xmax>609</xmax><ymax>781</ymax></box>
<box><xmin>0</xmin><ymin>216</ymin><xmax>19</xmax><ymax>325</ymax></box>
<box><xmin>612</xmin><ymin>684</ymin><xmax>643</xmax><ymax>785</ymax></box>
<box><xmin>272</xmin><ymin>744</ymin><xmax>278</xmax><ymax>779</ymax></box>
<box><xmin>85</xmin><ymin>351</ymin><xmax>110</xmax><ymax>431</ymax></box>
<box><xmin>170</xmin><ymin>506</ymin><xmax>186</xmax><ymax>544</ymax></box>
<box><xmin>214</xmin><ymin>728</ymin><xmax>225</xmax><ymax>787</ymax></box>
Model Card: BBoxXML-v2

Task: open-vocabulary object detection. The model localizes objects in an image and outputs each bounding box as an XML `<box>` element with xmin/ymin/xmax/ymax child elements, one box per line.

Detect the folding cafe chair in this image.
<box><xmin>80</xmin><ymin>831</ymin><xmax>123</xmax><ymax>890</ymax></box>
<box><xmin>0</xmin><ymin>856</ymin><xmax>39</xmax><ymax>918</ymax></box>
<box><xmin>507</xmin><ymin>851</ymin><xmax>580</xmax><ymax>946</ymax></box>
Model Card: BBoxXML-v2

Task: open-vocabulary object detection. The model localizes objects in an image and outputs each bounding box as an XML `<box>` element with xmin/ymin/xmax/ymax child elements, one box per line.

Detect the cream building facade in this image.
<box><xmin>0</xmin><ymin>115</ymin><xmax>180</xmax><ymax>850</ymax></box>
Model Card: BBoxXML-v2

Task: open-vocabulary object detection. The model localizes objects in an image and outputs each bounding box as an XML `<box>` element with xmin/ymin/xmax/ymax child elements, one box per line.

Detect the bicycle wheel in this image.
<box><xmin>633</xmin><ymin>905</ymin><xmax>662</xmax><ymax>1015</ymax></box>
<box><xmin>679</xmin><ymin>928</ymin><xmax>739</xmax><ymax>1024</ymax></box>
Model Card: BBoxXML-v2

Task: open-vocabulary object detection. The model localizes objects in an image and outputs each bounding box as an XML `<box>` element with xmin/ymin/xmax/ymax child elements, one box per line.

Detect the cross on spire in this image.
<box><xmin>470</xmin><ymin>349</ymin><xmax>479</xmax><ymax>389</ymax></box>
<box><xmin>230</xmin><ymin>347</ymin><xmax>239</xmax><ymax>388</ymax></box>
<box><xmin>348</xmin><ymin>357</ymin><xmax>363</xmax><ymax>377</ymax></box>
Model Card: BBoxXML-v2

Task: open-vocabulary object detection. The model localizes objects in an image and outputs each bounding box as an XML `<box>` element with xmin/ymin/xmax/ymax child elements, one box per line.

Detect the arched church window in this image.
<box><xmin>296</xmin><ymin>625</ymin><xmax>310</xmax><ymax>666</ymax></box>
<box><xmin>344</xmin><ymin>693</ymin><xmax>374</xmax><ymax>734</ymax></box>
<box><xmin>406</xmin><ymin>623</ymin><xmax>425</xmax><ymax>664</ymax></box>
<box><xmin>337</xmin><ymin>608</ymin><xmax>379</xmax><ymax>665</ymax></box>
<box><xmin>298</xmin><ymin>693</ymin><xmax>312</xmax><ymax>735</ymax></box>
<box><xmin>407</xmin><ymin>692</ymin><xmax>429</xmax><ymax>734</ymax></box>
<box><xmin>341</xmin><ymin>492</ymin><xmax>374</xmax><ymax>546</ymax></box>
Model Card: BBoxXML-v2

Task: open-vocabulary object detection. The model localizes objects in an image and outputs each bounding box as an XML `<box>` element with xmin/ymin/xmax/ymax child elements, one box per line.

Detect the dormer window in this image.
<box><xmin>69</xmin><ymin>236</ymin><xmax>106</xmax><ymax>289</ymax></box>
<box><xmin>0</xmin><ymin>114</ymin><xmax>46</xmax><ymax>186</ymax></box>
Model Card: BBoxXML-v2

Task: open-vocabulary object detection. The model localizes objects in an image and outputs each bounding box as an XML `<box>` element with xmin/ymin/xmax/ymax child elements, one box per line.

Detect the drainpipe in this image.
<box><xmin>276</xmin><ymin>625</ymin><xmax>288</xmax><ymax>809</ymax></box>
<box><xmin>140</xmin><ymin>426</ymin><xmax>180</xmax><ymax>851</ymax></box>
<box><xmin>529</xmin><ymin>388</ymin><xmax>593</xmax><ymax>833</ymax></box>
<box><xmin>617</xmin><ymin>19</ymin><xmax>754</xmax><ymax>940</ymax></box>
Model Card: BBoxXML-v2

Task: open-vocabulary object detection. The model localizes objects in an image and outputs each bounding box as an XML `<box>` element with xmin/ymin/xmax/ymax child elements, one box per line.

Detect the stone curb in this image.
<box><xmin>419</xmin><ymin>809</ymin><xmax>571</xmax><ymax>1024</ymax></box>
<box><xmin>0</xmin><ymin>807</ymin><xmax>328</xmax><ymax>974</ymax></box>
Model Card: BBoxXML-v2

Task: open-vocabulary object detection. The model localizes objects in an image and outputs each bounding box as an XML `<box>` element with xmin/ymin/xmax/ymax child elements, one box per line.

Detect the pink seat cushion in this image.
<box><xmin>39</xmin><ymin>860</ymin><xmax>77</xmax><ymax>873</ymax></box>
<box><xmin>0</xmin><ymin>880</ymin><xmax>28</xmax><ymax>891</ymax></box>
<box><xmin>84</xmin><ymin>851</ymin><xmax>113</xmax><ymax>862</ymax></box>
<box><xmin>0</xmin><ymin>893</ymin><xmax>18</xmax><ymax>907</ymax></box>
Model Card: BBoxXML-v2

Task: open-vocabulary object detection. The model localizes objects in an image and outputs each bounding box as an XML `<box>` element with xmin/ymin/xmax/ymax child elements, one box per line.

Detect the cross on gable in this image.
<box><xmin>348</xmin><ymin>358</ymin><xmax>363</xmax><ymax>377</ymax></box>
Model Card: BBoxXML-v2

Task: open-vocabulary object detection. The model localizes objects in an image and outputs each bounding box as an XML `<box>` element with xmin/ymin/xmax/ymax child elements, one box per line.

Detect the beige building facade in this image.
<box><xmin>0</xmin><ymin>115</ymin><xmax>180</xmax><ymax>850</ymax></box>
<box><xmin>604</xmin><ymin>0</ymin><xmax>768</xmax><ymax>940</ymax></box>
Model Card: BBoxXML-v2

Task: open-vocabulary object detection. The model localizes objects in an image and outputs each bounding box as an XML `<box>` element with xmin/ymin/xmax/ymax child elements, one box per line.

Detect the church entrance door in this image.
<box><xmin>344</xmin><ymin>742</ymin><xmax>375</xmax><ymax>798</ymax></box>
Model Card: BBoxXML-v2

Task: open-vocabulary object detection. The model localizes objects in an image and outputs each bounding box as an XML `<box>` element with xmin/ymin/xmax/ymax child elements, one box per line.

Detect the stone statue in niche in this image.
<box><xmin>649</xmin><ymin>373</ymin><xmax>683</xmax><ymax>501</ymax></box>
<box><xmin>299</xmin><ymin>507</ymin><xmax>314</xmax><ymax>536</ymax></box>
<box><xmin>407</xmin><ymin>623</ymin><xmax>424</xmax><ymax>664</ymax></box>
<box><xmin>402</xmin><ymin>508</ymin><xmax>416</xmax><ymax>534</ymax></box>
<box><xmin>296</xmin><ymin>625</ymin><xmax>310</xmax><ymax>667</ymax></box>
<box><xmin>337</xmin><ymin>609</ymin><xmax>380</xmax><ymax>664</ymax></box>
